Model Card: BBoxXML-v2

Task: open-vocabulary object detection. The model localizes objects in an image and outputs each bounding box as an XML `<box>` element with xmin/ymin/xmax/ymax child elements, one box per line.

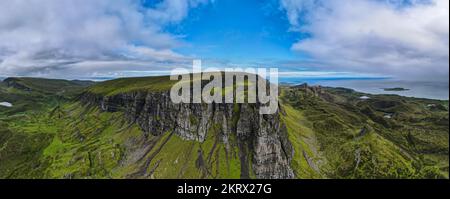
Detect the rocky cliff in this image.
<box><xmin>80</xmin><ymin>90</ymin><xmax>295</xmax><ymax>179</ymax></box>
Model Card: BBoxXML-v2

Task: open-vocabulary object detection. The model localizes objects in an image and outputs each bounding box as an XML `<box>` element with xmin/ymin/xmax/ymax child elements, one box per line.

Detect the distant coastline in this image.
<box><xmin>280</xmin><ymin>77</ymin><xmax>449</xmax><ymax>100</ymax></box>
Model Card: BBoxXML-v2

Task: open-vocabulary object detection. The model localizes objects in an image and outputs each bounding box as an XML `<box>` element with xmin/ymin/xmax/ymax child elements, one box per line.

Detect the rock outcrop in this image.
<box><xmin>80</xmin><ymin>90</ymin><xmax>295</xmax><ymax>179</ymax></box>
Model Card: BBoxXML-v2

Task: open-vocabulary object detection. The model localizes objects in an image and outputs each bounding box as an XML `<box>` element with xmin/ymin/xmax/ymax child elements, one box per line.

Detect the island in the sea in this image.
<box><xmin>383</xmin><ymin>87</ymin><xmax>410</xmax><ymax>91</ymax></box>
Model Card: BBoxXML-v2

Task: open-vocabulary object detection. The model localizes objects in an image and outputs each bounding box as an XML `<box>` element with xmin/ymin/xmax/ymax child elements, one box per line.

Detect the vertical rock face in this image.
<box><xmin>80</xmin><ymin>91</ymin><xmax>294</xmax><ymax>179</ymax></box>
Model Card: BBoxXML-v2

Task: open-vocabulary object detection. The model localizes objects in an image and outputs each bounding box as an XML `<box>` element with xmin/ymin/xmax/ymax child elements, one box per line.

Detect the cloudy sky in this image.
<box><xmin>0</xmin><ymin>0</ymin><xmax>448</xmax><ymax>81</ymax></box>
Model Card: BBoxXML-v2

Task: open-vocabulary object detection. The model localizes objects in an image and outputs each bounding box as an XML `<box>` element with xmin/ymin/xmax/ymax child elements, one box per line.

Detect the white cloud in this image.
<box><xmin>0</xmin><ymin>0</ymin><xmax>211</xmax><ymax>77</ymax></box>
<box><xmin>280</xmin><ymin>0</ymin><xmax>449</xmax><ymax>81</ymax></box>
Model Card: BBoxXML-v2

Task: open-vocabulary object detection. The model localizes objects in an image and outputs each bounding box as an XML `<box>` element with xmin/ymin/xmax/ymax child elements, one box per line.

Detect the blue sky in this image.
<box><xmin>165</xmin><ymin>0</ymin><xmax>301</xmax><ymax>63</ymax></box>
<box><xmin>0</xmin><ymin>0</ymin><xmax>448</xmax><ymax>81</ymax></box>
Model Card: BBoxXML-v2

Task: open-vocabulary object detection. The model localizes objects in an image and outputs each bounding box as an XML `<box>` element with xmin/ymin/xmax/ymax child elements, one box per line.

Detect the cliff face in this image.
<box><xmin>80</xmin><ymin>91</ymin><xmax>295</xmax><ymax>179</ymax></box>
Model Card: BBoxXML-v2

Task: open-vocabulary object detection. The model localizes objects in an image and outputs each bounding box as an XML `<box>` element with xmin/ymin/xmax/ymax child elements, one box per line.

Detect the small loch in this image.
<box><xmin>0</xmin><ymin>102</ymin><xmax>13</xmax><ymax>107</ymax></box>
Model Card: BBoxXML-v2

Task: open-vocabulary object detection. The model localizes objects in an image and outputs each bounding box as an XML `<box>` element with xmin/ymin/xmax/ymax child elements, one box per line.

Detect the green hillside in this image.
<box><xmin>281</xmin><ymin>85</ymin><xmax>448</xmax><ymax>178</ymax></box>
<box><xmin>87</xmin><ymin>76</ymin><xmax>175</xmax><ymax>96</ymax></box>
<box><xmin>3</xmin><ymin>77</ymin><xmax>94</xmax><ymax>96</ymax></box>
<box><xmin>0</xmin><ymin>76</ymin><xmax>448</xmax><ymax>179</ymax></box>
<box><xmin>0</xmin><ymin>77</ymin><xmax>94</xmax><ymax>115</ymax></box>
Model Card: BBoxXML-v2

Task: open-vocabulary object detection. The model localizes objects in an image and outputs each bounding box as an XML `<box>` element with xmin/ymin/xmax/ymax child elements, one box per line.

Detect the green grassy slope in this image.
<box><xmin>0</xmin><ymin>77</ymin><xmax>94</xmax><ymax>115</ymax></box>
<box><xmin>0</xmin><ymin>102</ymin><xmax>243</xmax><ymax>179</ymax></box>
<box><xmin>281</xmin><ymin>85</ymin><xmax>449</xmax><ymax>179</ymax></box>
<box><xmin>87</xmin><ymin>76</ymin><xmax>175</xmax><ymax>96</ymax></box>
<box><xmin>3</xmin><ymin>77</ymin><xmax>94</xmax><ymax>96</ymax></box>
<box><xmin>86</xmin><ymin>72</ymin><xmax>255</xmax><ymax>97</ymax></box>
<box><xmin>0</xmin><ymin>77</ymin><xmax>448</xmax><ymax>179</ymax></box>
<box><xmin>0</xmin><ymin>76</ymin><xmax>248</xmax><ymax>179</ymax></box>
